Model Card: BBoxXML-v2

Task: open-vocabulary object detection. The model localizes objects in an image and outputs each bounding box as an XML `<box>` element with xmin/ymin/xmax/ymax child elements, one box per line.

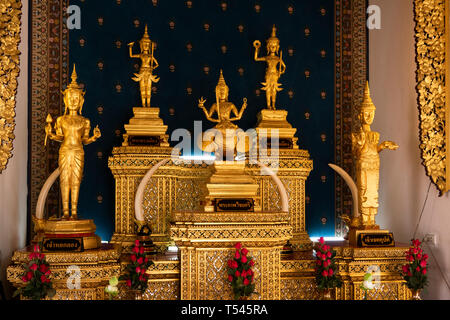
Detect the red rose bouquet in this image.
<box><xmin>227</xmin><ymin>242</ymin><xmax>256</xmax><ymax>299</ymax></box>
<box><xmin>401</xmin><ymin>239</ymin><xmax>429</xmax><ymax>291</ymax></box>
<box><xmin>119</xmin><ymin>239</ymin><xmax>154</xmax><ymax>292</ymax></box>
<box><xmin>13</xmin><ymin>245</ymin><xmax>56</xmax><ymax>300</ymax></box>
<box><xmin>314</xmin><ymin>237</ymin><xmax>342</xmax><ymax>290</ymax></box>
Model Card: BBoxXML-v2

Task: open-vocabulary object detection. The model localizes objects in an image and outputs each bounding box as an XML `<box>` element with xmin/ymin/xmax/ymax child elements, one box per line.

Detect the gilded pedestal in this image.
<box><xmin>171</xmin><ymin>211</ymin><xmax>292</xmax><ymax>300</ymax></box>
<box><xmin>7</xmin><ymin>244</ymin><xmax>122</xmax><ymax>300</ymax></box>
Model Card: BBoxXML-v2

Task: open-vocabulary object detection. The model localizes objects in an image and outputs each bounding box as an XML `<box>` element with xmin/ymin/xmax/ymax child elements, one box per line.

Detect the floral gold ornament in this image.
<box><xmin>129</xmin><ymin>25</ymin><xmax>159</xmax><ymax>108</ymax></box>
<box><xmin>0</xmin><ymin>0</ymin><xmax>21</xmax><ymax>173</ymax></box>
<box><xmin>253</xmin><ymin>25</ymin><xmax>286</xmax><ymax>110</ymax></box>
<box><xmin>304</xmin><ymin>27</ymin><xmax>311</xmax><ymax>37</ymax></box>
<box><xmin>415</xmin><ymin>0</ymin><xmax>449</xmax><ymax>194</ymax></box>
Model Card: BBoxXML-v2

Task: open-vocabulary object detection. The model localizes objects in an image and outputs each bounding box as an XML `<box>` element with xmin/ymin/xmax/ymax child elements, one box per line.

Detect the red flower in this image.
<box><xmin>39</xmin><ymin>264</ymin><xmax>47</xmax><ymax>273</ymax></box>
<box><xmin>40</xmin><ymin>275</ymin><xmax>47</xmax><ymax>283</ymax></box>
<box><xmin>30</xmin><ymin>263</ymin><xmax>38</xmax><ymax>271</ymax></box>
<box><xmin>323</xmin><ymin>260</ymin><xmax>329</xmax><ymax>268</ymax></box>
<box><xmin>141</xmin><ymin>268</ymin><xmax>146</xmax><ymax>274</ymax></box>
<box><xmin>316</xmin><ymin>252</ymin><xmax>322</xmax><ymax>259</ymax></box>
<box><xmin>243</xmin><ymin>278</ymin><xmax>250</xmax><ymax>286</ymax></box>
<box><xmin>135</xmin><ymin>239</ymin><xmax>140</xmax><ymax>246</ymax></box>
<box><xmin>235</xmin><ymin>251</ymin><xmax>240</xmax><ymax>259</ymax></box>
<box><xmin>412</xmin><ymin>239</ymin><xmax>421</xmax><ymax>247</ymax></box>
<box><xmin>416</xmin><ymin>266</ymin><xmax>420</xmax><ymax>272</ymax></box>
<box><xmin>26</xmin><ymin>271</ymin><xmax>33</xmax><ymax>280</ymax></box>
<box><xmin>228</xmin><ymin>275</ymin><xmax>233</xmax><ymax>282</ymax></box>
<box><xmin>247</xmin><ymin>269</ymin><xmax>253</xmax><ymax>276</ymax></box>
<box><xmin>38</xmin><ymin>254</ymin><xmax>45</xmax><ymax>260</ymax></box>
<box><xmin>131</xmin><ymin>255</ymin><xmax>137</xmax><ymax>262</ymax></box>
<box><xmin>136</xmin><ymin>266</ymin><xmax>141</xmax><ymax>274</ymax></box>
<box><xmin>126</xmin><ymin>280</ymin><xmax>132</xmax><ymax>287</ymax></box>
<box><xmin>319</xmin><ymin>237</ymin><xmax>324</xmax><ymax>244</ymax></box>
<box><xmin>232</xmin><ymin>261</ymin><xmax>238</xmax><ymax>269</ymax></box>
<box><xmin>29</xmin><ymin>252</ymin><xmax>37</xmax><ymax>260</ymax></box>
<box><xmin>422</xmin><ymin>268</ymin><xmax>427</xmax><ymax>275</ymax></box>
<box><xmin>227</xmin><ymin>260</ymin><xmax>233</xmax><ymax>268</ymax></box>
<box><xmin>235</xmin><ymin>243</ymin><xmax>242</xmax><ymax>250</ymax></box>
<box><xmin>402</xmin><ymin>265</ymin><xmax>409</xmax><ymax>273</ymax></box>
<box><xmin>137</xmin><ymin>257</ymin><xmax>143</xmax><ymax>265</ymax></box>
<box><xmin>322</xmin><ymin>270</ymin><xmax>329</xmax><ymax>277</ymax></box>
<box><xmin>328</xmin><ymin>268</ymin><xmax>334</xmax><ymax>276</ymax></box>
<box><xmin>316</xmin><ymin>260</ymin><xmax>322</xmax><ymax>266</ymax></box>
<box><xmin>45</xmin><ymin>270</ymin><xmax>51</xmax><ymax>276</ymax></box>
<box><xmin>144</xmin><ymin>257</ymin><xmax>149</xmax><ymax>263</ymax></box>
<box><xmin>423</xmin><ymin>254</ymin><xmax>429</xmax><ymax>260</ymax></box>
<box><xmin>326</xmin><ymin>251</ymin><xmax>332</xmax><ymax>258</ymax></box>
<box><xmin>249</xmin><ymin>260</ymin><xmax>254</xmax><ymax>267</ymax></box>
<box><xmin>241</xmin><ymin>255</ymin><xmax>248</xmax><ymax>263</ymax></box>
<box><xmin>406</xmin><ymin>255</ymin><xmax>414</xmax><ymax>262</ymax></box>
<box><xmin>420</xmin><ymin>260</ymin><xmax>427</xmax><ymax>268</ymax></box>
<box><xmin>235</xmin><ymin>270</ymin><xmax>240</xmax><ymax>277</ymax></box>
<box><xmin>241</xmin><ymin>270</ymin><xmax>247</xmax><ymax>277</ymax></box>
<box><xmin>33</xmin><ymin>245</ymin><xmax>40</xmax><ymax>253</ymax></box>
<box><xmin>21</xmin><ymin>276</ymin><xmax>29</xmax><ymax>282</ymax></box>
<box><xmin>133</xmin><ymin>246</ymin><xmax>139</xmax><ymax>253</ymax></box>
<box><xmin>323</xmin><ymin>245</ymin><xmax>330</xmax><ymax>251</ymax></box>
<box><xmin>139</xmin><ymin>246</ymin><xmax>145</xmax><ymax>254</ymax></box>
<box><xmin>241</xmin><ymin>248</ymin><xmax>248</xmax><ymax>256</ymax></box>
<box><xmin>139</xmin><ymin>275</ymin><xmax>144</xmax><ymax>281</ymax></box>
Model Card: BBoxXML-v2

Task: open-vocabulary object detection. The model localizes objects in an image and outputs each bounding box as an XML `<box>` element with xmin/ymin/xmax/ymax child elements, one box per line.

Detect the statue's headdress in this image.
<box><xmin>360</xmin><ymin>82</ymin><xmax>376</xmax><ymax>111</ymax></box>
<box><xmin>215</xmin><ymin>69</ymin><xmax>229</xmax><ymax>96</ymax></box>
<box><xmin>266</xmin><ymin>25</ymin><xmax>280</xmax><ymax>52</ymax></box>
<box><xmin>62</xmin><ymin>65</ymin><xmax>85</xmax><ymax>114</ymax></box>
<box><xmin>139</xmin><ymin>25</ymin><xmax>152</xmax><ymax>49</ymax></box>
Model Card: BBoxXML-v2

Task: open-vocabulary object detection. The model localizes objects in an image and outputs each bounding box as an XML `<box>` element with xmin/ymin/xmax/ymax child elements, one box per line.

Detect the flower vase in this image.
<box><xmin>411</xmin><ymin>289</ymin><xmax>421</xmax><ymax>300</ymax></box>
<box><xmin>321</xmin><ymin>289</ymin><xmax>332</xmax><ymax>300</ymax></box>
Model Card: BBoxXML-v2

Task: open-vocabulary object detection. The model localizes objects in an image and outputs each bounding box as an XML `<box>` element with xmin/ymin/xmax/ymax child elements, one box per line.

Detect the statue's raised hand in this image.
<box><xmin>253</xmin><ymin>40</ymin><xmax>261</xmax><ymax>49</ymax></box>
<box><xmin>93</xmin><ymin>125</ymin><xmax>101</xmax><ymax>139</ymax></box>
<box><xmin>198</xmin><ymin>97</ymin><xmax>207</xmax><ymax>108</ymax></box>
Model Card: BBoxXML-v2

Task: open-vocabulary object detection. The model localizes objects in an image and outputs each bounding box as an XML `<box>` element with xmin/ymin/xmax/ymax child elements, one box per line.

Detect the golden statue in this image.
<box><xmin>128</xmin><ymin>25</ymin><xmax>159</xmax><ymax>107</ymax></box>
<box><xmin>253</xmin><ymin>25</ymin><xmax>286</xmax><ymax>110</ymax></box>
<box><xmin>198</xmin><ymin>70</ymin><xmax>247</xmax><ymax>130</ymax></box>
<box><xmin>352</xmin><ymin>82</ymin><xmax>398</xmax><ymax>229</ymax></box>
<box><xmin>45</xmin><ymin>65</ymin><xmax>101</xmax><ymax>219</ymax></box>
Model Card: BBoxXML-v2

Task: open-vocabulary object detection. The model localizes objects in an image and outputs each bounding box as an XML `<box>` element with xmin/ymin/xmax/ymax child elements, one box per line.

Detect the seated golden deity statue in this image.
<box><xmin>253</xmin><ymin>25</ymin><xmax>286</xmax><ymax>110</ymax></box>
<box><xmin>129</xmin><ymin>24</ymin><xmax>159</xmax><ymax>107</ymax></box>
<box><xmin>45</xmin><ymin>65</ymin><xmax>101</xmax><ymax>219</ymax></box>
<box><xmin>352</xmin><ymin>82</ymin><xmax>398</xmax><ymax>229</ymax></box>
<box><xmin>198</xmin><ymin>70</ymin><xmax>248</xmax><ymax>158</ymax></box>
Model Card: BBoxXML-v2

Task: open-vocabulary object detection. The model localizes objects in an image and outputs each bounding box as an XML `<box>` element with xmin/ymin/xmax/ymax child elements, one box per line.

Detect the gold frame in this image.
<box><xmin>0</xmin><ymin>0</ymin><xmax>22</xmax><ymax>173</ymax></box>
<box><xmin>415</xmin><ymin>0</ymin><xmax>449</xmax><ymax>194</ymax></box>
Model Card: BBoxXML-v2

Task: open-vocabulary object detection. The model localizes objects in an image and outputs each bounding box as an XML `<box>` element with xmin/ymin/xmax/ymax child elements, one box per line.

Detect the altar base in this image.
<box><xmin>7</xmin><ymin>244</ymin><xmax>122</xmax><ymax>300</ymax></box>
<box><xmin>123</xmin><ymin>107</ymin><xmax>169</xmax><ymax>147</ymax></box>
<box><xmin>42</xmin><ymin>219</ymin><xmax>101</xmax><ymax>250</ymax></box>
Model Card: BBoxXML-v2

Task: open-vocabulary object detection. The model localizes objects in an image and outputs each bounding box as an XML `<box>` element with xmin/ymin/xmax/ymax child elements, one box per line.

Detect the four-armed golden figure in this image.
<box><xmin>198</xmin><ymin>70</ymin><xmax>247</xmax><ymax>130</ymax></box>
<box><xmin>45</xmin><ymin>65</ymin><xmax>101</xmax><ymax>219</ymax></box>
<box><xmin>352</xmin><ymin>82</ymin><xmax>398</xmax><ymax>229</ymax></box>
<box><xmin>129</xmin><ymin>25</ymin><xmax>159</xmax><ymax>107</ymax></box>
<box><xmin>253</xmin><ymin>25</ymin><xmax>286</xmax><ymax>110</ymax></box>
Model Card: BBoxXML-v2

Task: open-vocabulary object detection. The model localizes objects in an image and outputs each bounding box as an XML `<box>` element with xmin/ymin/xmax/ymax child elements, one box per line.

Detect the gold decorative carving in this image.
<box><xmin>0</xmin><ymin>0</ymin><xmax>21</xmax><ymax>173</ymax></box>
<box><xmin>415</xmin><ymin>0</ymin><xmax>449</xmax><ymax>194</ymax></box>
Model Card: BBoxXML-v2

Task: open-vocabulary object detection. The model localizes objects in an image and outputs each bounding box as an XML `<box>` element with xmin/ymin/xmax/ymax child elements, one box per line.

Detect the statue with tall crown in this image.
<box><xmin>197</xmin><ymin>70</ymin><xmax>259</xmax><ymax>212</ymax></box>
<box><xmin>122</xmin><ymin>24</ymin><xmax>169</xmax><ymax>147</ymax></box>
<box><xmin>253</xmin><ymin>25</ymin><xmax>286</xmax><ymax>110</ymax></box>
<box><xmin>128</xmin><ymin>24</ymin><xmax>159</xmax><ymax>108</ymax></box>
<box><xmin>352</xmin><ymin>82</ymin><xmax>398</xmax><ymax>230</ymax></box>
<box><xmin>253</xmin><ymin>25</ymin><xmax>298</xmax><ymax>149</ymax></box>
<box><xmin>45</xmin><ymin>65</ymin><xmax>101</xmax><ymax>220</ymax></box>
<box><xmin>40</xmin><ymin>65</ymin><xmax>102</xmax><ymax>249</ymax></box>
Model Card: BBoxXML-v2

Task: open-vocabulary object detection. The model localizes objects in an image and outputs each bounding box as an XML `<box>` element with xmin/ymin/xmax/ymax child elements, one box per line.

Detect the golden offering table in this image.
<box><xmin>7</xmin><ymin>244</ymin><xmax>122</xmax><ymax>300</ymax></box>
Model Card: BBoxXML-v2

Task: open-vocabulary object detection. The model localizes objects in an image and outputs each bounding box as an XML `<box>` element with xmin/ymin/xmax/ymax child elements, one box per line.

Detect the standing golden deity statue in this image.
<box><xmin>352</xmin><ymin>82</ymin><xmax>398</xmax><ymax>229</ymax></box>
<box><xmin>128</xmin><ymin>25</ymin><xmax>159</xmax><ymax>107</ymax></box>
<box><xmin>253</xmin><ymin>25</ymin><xmax>286</xmax><ymax>110</ymax></box>
<box><xmin>45</xmin><ymin>65</ymin><xmax>101</xmax><ymax>219</ymax></box>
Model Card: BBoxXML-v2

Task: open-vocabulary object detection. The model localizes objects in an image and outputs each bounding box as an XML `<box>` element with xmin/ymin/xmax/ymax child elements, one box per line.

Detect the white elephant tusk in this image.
<box><xmin>328</xmin><ymin>163</ymin><xmax>359</xmax><ymax>218</ymax></box>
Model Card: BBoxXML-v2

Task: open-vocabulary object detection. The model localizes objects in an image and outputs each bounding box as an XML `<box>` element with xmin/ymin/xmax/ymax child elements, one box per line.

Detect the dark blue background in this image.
<box><xmin>68</xmin><ymin>0</ymin><xmax>335</xmax><ymax>241</ymax></box>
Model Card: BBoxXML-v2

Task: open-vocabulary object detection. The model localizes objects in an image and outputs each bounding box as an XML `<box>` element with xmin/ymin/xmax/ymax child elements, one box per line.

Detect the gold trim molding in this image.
<box><xmin>0</xmin><ymin>0</ymin><xmax>21</xmax><ymax>173</ymax></box>
<box><xmin>415</xmin><ymin>0</ymin><xmax>449</xmax><ymax>194</ymax></box>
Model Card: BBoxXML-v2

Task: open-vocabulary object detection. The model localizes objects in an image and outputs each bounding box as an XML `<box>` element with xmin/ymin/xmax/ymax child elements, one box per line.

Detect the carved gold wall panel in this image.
<box><xmin>415</xmin><ymin>0</ymin><xmax>450</xmax><ymax>194</ymax></box>
<box><xmin>0</xmin><ymin>0</ymin><xmax>21</xmax><ymax>173</ymax></box>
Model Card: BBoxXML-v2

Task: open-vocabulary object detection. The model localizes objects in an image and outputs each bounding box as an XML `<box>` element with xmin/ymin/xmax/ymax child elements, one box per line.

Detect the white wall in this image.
<box><xmin>370</xmin><ymin>0</ymin><xmax>450</xmax><ymax>299</ymax></box>
<box><xmin>0</xmin><ymin>1</ymin><xmax>28</xmax><ymax>297</ymax></box>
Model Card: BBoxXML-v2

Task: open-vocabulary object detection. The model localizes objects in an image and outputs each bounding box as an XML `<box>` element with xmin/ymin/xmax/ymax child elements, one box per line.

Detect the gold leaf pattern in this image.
<box><xmin>0</xmin><ymin>0</ymin><xmax>21</xmax><ymax>173</ymax></box>
<box><xmin>415</xmin><ymin>0</ymin><xmax>447</xmax><ymax>193</ymax></box>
